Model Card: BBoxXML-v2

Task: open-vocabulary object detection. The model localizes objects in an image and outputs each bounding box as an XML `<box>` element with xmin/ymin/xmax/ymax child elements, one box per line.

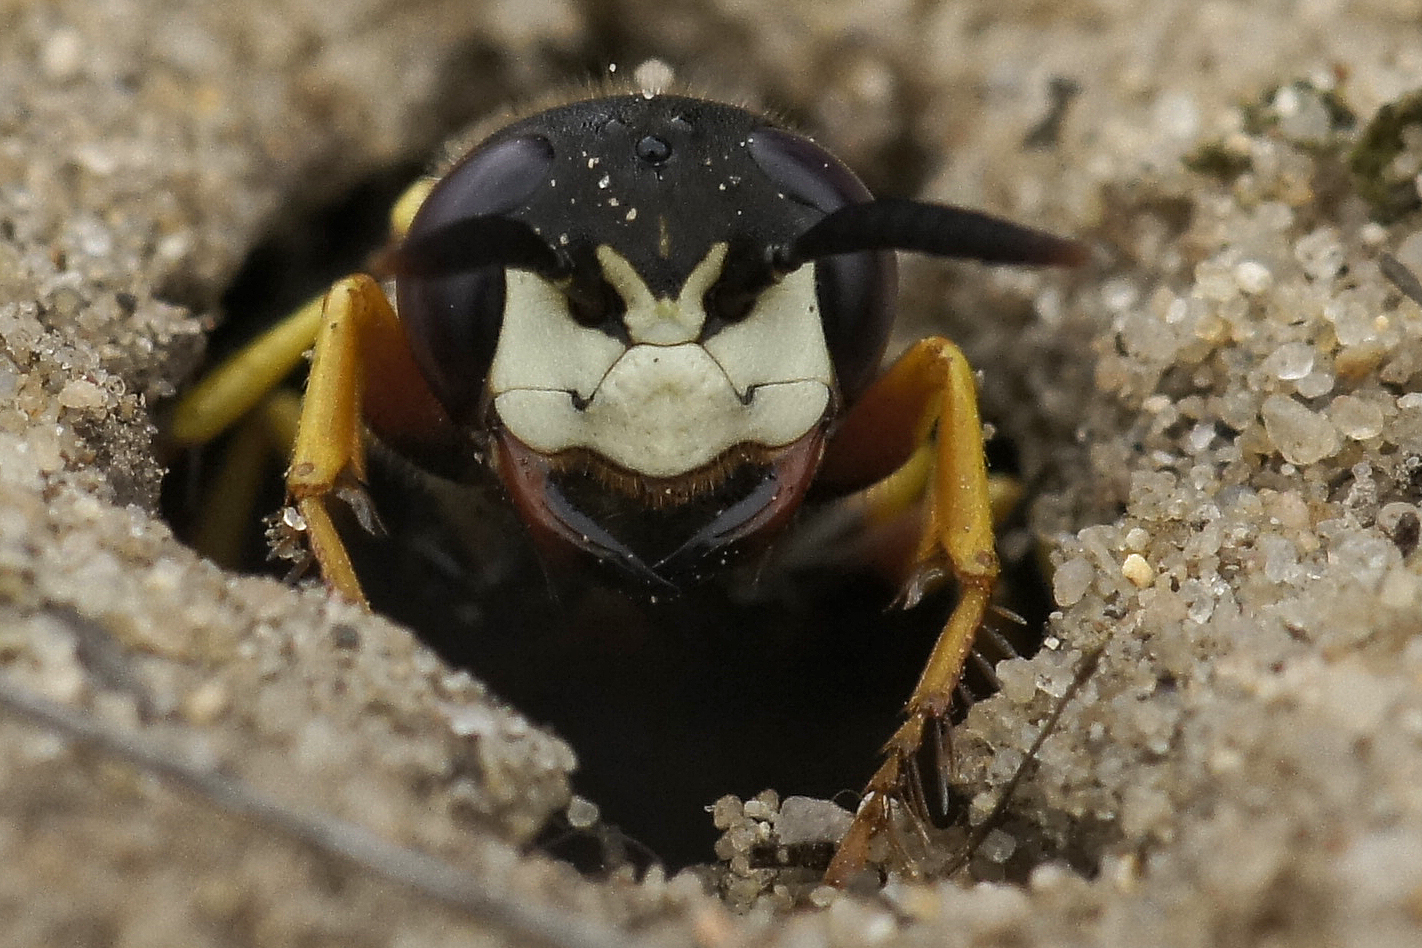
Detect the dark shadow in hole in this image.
<box><xmin>337</xmin><ymin>428</ymin><xmax>1050</xmax><ymax>872</ymax></box>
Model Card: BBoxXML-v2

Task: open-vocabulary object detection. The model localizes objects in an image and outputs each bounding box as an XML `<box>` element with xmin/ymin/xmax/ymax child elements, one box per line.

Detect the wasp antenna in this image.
<box><xmin>380</xmin><ymin>215</ymin><xmax>569</xmax><ymax>280</ymax></box>
<box><xmin>784</xmin><ymin>198</ymin><xmax>1088</xmax><ymax>270</ymax></box>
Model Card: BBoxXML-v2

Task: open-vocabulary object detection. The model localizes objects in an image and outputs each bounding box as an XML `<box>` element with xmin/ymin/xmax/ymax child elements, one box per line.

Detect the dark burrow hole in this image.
<box><xmin>342</xmin><ymin>456</ymin><xmax>1053</xmax><ymax>874</ymax></box>
<box><xmin>160</xmin><ymin>149</ymin><xmax>1071</xmax><ymax>883</ymax></box>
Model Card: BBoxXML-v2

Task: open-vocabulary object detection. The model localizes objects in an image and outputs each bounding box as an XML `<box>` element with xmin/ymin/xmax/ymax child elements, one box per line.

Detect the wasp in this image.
<box><xmin>168</xmin><ymin>90</ymin><xmax>1084</xmax><ymax>883</ymax></box>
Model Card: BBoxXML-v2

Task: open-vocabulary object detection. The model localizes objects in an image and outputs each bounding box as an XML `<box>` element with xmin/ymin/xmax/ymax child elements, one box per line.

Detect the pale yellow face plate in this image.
<box><xmin>487</xmin><ymin>243</ymin><xmax>833</xmax><ymax>477</ymax></box>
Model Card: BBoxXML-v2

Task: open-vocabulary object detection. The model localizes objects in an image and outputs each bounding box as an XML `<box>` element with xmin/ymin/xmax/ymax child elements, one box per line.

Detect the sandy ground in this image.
<box><xmin>2</xmin><ymin>0</ymin><xmax>1422</xmax><ymax>945</ymax></box>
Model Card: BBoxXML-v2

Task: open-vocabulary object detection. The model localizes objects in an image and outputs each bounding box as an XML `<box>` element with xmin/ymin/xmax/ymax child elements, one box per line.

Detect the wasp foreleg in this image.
<box><xmin>820</xmin><ymin>336</ymin><xmax>999</xmax><ymax>885</ymax></box>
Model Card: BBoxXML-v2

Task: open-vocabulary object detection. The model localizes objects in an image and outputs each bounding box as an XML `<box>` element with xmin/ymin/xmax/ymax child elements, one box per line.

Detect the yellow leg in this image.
<box><xmin>987</xmin><ymin>473</ymin><xmax>1023</xmax><ymax>528</ymax></box>
<box><xmin>823</xmin><ymin>337</ymin><xmax>999</xmax><ymax>885</ymax></box>
<box><xmin>390</xmin><ymin>177</ymin><xmax>436</xmax><ymax>238</ymax></box>
<box><xmin>170</xmin><ymin>176</ymin><xmax>441</xmax><ymax>600</ymax></box>
<box><xmin>191</xmin><ymin>391</ymin><xmax>301</xmax><ymax>568</ymax></box>
<box><xmin>282</xmin><ymin>273</ymin><xmax>413</xmax><ymax>607</ymax></box>
<box><xmin>169</xmin><ymin>176</ymin><xmax>434</xmax><ymax>450</ymax></box>
<box><xmin>166</xmin><ymin>289</ymin><xmax>371</xmax><ymax>598</ymax></box>
<box><xmin>167</xmin><ymin>295</ymin><xmax>326</xmax><ymax>447</ymax></box>
<box><xmin>859</xmin><ymin>449</ymin><xmax>1019</xmax><ymax>539</ymax></box>
<box><xmin>166</xmin><ymin>294</ymin><xmax>324</xmax><ymax>571</ymax></box>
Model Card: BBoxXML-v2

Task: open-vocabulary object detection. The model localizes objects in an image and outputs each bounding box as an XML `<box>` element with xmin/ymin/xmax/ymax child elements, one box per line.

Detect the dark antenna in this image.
<box><xmin>381</xmin><ymin>216</ymin><xmax>569</xmax><ymax>280</ymax></box>
<box><xmin>780</xmin><ymin>197</ymin><xmax>1088</xmax><ymax>272</ymax></box>
<box><xmin>385</xmin><ymin>200</ymin><xmax>1086</xmax><ymax>292</ymax></box>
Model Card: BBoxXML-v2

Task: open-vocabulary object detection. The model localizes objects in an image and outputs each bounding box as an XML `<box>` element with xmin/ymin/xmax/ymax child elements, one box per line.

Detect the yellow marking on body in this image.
<box><xmin>493</xmin><ymin>244</ymin><xmax>831</xmax><ymax>480</ymax></box>
<box><xmin>596</xmin><ymin>243</ymin><xmax>727</xmax><ymax>344</ymax></box>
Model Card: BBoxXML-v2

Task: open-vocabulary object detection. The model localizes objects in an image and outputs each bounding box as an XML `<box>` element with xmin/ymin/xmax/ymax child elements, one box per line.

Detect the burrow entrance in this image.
<box><xmin>159</xmin><ymin>79</ymin><xmax>1095</xmax><ymax>881</ymax></box>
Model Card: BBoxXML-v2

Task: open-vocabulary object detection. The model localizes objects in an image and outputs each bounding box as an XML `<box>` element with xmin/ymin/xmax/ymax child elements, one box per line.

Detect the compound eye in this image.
<box><xmin>396</xmin><ymin>134</ymin><xmax>554</xmax><ymax>422</ymax></box>
<box><xmin>747</xmin><ymin>128</ymin><xmax>896</xmax><ymax>406</ymax></box>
